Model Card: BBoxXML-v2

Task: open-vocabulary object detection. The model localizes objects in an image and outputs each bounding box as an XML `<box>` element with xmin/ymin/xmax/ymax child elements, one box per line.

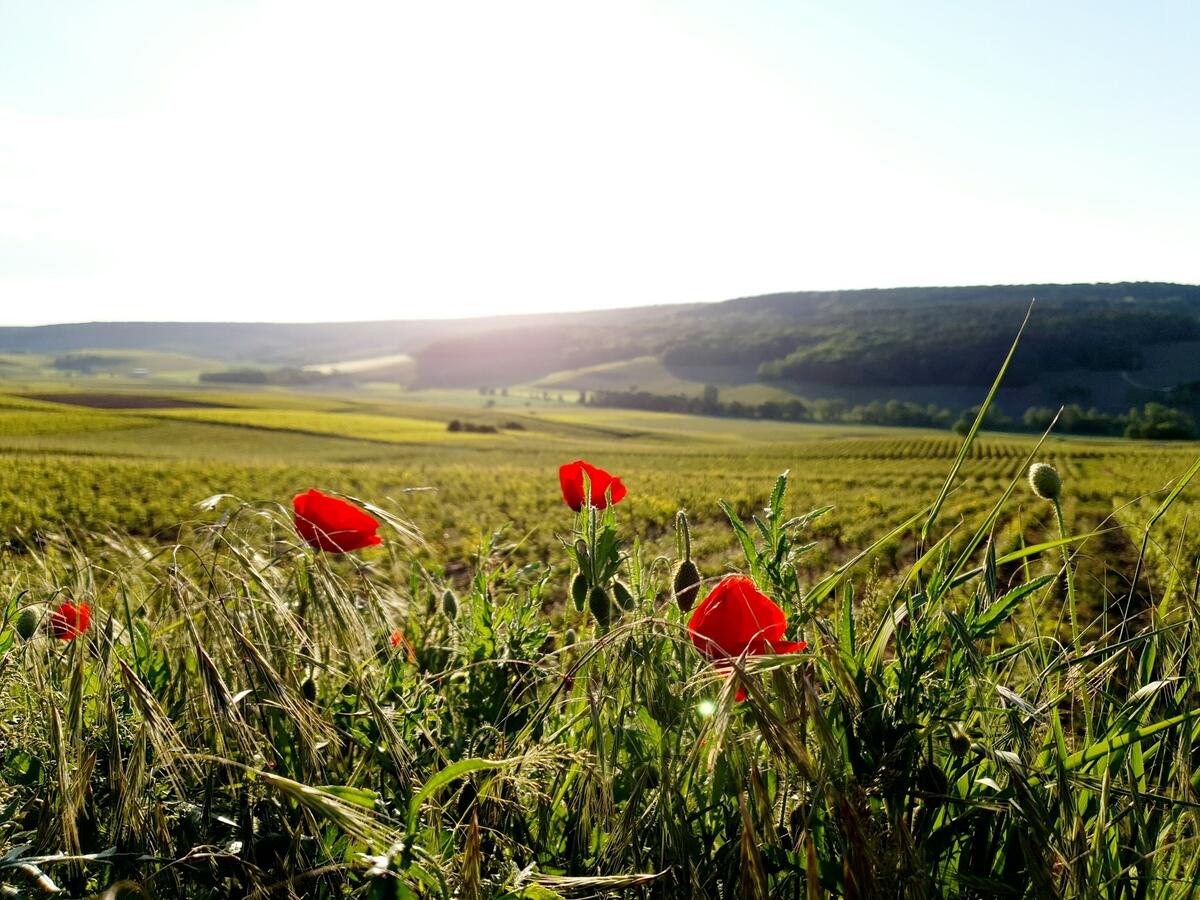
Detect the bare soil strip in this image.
<box><xmin>22</xmin><ymin>392</ymin><xmax>231</xmax><ymax>410</ymax></box>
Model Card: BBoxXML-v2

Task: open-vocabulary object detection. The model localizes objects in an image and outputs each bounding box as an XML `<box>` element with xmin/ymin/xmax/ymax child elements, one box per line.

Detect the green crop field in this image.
<box><xmin>3</xmin><ymin>382</ymin><xmax>1200</xmax><ymax>897</ymax></box>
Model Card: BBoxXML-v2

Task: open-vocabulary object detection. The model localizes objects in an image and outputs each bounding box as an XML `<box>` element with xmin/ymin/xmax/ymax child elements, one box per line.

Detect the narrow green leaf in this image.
<box><xmin>719</xmin><ymin>499</ymin><xmax>758</xmax><ymax>566</ymax></box>
<box><xmin>970</xmin><ymin>574</ymin><xmax>1055</xmax><ymax>638</ymax></box>
<box><xmin>407</xmin><ymin>757</ymin><xmax>518</xmax><ymax>834</ymax></box>
<box><xmin>1054</xmin><ymin>711</ymin><xmax>1198</xmax><ymax>772</ymax></box>
<box><xmin>923</xmin><ymin>299</ymin><xmax>1034</xmax><ymax>542</ymax></box>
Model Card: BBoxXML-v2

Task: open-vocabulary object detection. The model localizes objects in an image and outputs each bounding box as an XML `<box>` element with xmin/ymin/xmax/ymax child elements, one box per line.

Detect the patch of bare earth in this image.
<box><xmin>22</xmin><ymin>393</ymin><xmax>231</xmax><ymax>410</ymax></box>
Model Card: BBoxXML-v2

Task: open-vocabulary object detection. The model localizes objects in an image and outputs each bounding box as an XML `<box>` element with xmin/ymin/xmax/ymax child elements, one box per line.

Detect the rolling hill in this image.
<box><xmin>3</xmin><ymin>282</ymin><xmax>1199</xmax><ymax>419</ymax></box>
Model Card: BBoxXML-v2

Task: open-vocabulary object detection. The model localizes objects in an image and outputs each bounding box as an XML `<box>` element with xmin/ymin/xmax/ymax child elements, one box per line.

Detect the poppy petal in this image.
<box><xmin>559</xmin><ymin>460</ymin><xmax>627</xmax><ymax>511</ymax></box>
<box><xmin>293</xmin><ymin>488</ymin><xmax>382</xmax><ymax>553</ymax></box>
<box><xmin>688</xmin><ymin>576</ymin><xmax>787</xmax><ymax>658</ymax></box>
<box><xmin>50</xmin><ymin>601</ymin><xmax>90</xmax><ymax>640</ymax></box>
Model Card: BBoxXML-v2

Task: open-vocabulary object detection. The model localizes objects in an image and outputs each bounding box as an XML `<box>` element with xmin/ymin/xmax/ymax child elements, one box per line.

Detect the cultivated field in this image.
<box><xmin>2</xmin><ymin>382</ymin><xmax>1200</xmax><ymax>897</ymax></box>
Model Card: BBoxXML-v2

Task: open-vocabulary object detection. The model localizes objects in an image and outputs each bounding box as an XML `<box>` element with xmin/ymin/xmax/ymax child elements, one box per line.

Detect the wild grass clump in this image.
<box><xmin>3</xmin><ymin>394</ymin><xmax>1200</xmax><ymax>895</ymax></box>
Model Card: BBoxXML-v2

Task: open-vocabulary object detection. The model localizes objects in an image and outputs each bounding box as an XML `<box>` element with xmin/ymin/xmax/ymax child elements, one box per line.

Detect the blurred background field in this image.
<box><xmin>2</xmin><ymin>381</ymin><xmax>1195</xmax><ymax>627</ymax></box>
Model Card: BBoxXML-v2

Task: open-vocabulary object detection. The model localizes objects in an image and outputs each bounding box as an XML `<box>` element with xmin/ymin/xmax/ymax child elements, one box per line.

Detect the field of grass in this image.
<box><xmin>3</xmin><ymin>382</ymin><xmax>1200</xmax><ymax>897</ymax></box>
<box><xmin>0</xmin><ymin>349</ymin><xmax>229</xmax><ymax>382</ymax></box>
<box><xmin>0</xmin><ymin>386</ymin><xmax>1195</xmax><ymax>595</ymax></box>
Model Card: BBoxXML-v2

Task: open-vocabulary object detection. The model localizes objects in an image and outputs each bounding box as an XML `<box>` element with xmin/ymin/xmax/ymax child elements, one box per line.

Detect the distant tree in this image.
<box><xmin>1023</xmin><ymin>406</ymin><xmax>1058</xmax><ymax>431</ymax></box>
<box><xmin>701</xmin><ymin>384</ymin><xmax>720</xmax><ymax>413</ymax></box>
<box><xmin>952</xmin><ymin>404</ymin><xmax>1012</xmax><ymax>436</ymax></box>
<box><xmin>200</xmin><ymin>368</ymin><xmax>269</xmax><ymax>384</ymax></box>
<box><xmin>1125</xmin><ymin>403</ymin><xmax>1197</xmax><ymax>440</ymax></box>
<box><xmin>782</xmin><ymin>398</ymin><xmax>809</xmax><ymax>421</ymax></box>
<box><xmin>810</xmin><ymin>398</ymin><xmax>847</xmax><ymax>422</ymax></box>
<box><xmin>758</xmin><ymin>401</ymin><xmax>782</xmax><ymax>420</ymax></box>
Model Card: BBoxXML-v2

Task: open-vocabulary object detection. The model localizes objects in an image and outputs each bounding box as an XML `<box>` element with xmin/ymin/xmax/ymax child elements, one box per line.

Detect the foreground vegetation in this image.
<box><xmin>3</xmin><ymin>380</ymin><xmax>1200</xmax><ymax>897</ymax></box>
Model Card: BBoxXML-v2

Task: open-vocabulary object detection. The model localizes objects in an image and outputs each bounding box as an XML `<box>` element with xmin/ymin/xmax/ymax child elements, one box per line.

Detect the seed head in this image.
<box><xmin>1028</xmin><ymin>462</ymin><xmax>1062</xmax><ymax>501</ymax></box>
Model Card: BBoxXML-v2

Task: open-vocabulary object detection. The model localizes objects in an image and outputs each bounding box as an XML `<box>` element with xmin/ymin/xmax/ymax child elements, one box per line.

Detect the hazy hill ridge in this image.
<box><xmin>3</xmin><ymin>282</ymin><xmax>1198</xmax><ymax>414</ymax></box>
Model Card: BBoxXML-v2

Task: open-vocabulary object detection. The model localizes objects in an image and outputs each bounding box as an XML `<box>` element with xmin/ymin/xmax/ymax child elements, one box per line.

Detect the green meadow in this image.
<box><xmin>0</xmin><ymin>383</ymin><xmax>1192</xmax><ymax>583</ymax></box>
<box><xmin>3</xmin><ymin>380</ymin><xmax>1200</xmax><ymax>897</ymax></box>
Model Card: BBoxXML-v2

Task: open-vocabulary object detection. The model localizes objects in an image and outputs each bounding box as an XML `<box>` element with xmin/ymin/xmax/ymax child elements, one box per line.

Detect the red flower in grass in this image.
<box><xmin>50</xmin><ymin>601</ymin><xmax>91</xmax><ymax>640</ymax></box>
<box><xmin>293</xmin><ymin>488</ymin><xmax>382</xmax><ymax>553</ymax></box>
<box><xmin>688</xmin><ymin>575</ymin><xmax>806</xmax><ymax>700</ymax></box>
<box><xmin>390</xmin><ymin>630</ymin><xmax>416</xmax><ymax>661</ymax></box>
<box><xmin>559</xmin><ymin>460</ymin><xmax>627</xmax><ymax>511</ymax></box>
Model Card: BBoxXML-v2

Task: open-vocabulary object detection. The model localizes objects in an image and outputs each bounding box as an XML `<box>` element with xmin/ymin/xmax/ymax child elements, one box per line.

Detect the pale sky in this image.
<box><xmin>1</xmin><ymin>0</ymin><xmax>1197</xmax><ymax>325</ymax></box>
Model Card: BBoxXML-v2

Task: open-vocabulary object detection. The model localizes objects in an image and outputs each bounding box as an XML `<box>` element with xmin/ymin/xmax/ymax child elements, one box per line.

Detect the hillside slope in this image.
<box><xmin>3</xmin><ymin>282</ymin><xmax>1198</xmax><ymax>414</ymax></box>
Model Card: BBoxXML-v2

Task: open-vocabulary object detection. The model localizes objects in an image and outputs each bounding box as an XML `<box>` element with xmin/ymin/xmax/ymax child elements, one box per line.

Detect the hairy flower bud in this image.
<box><xmin>612</xmin><ymin>580</ymin><xmax>636</xmax><ymax>611</ymax></box>
<box><xmin>15</xmin><ymin>607</ymin><xmax>38</xmax><ymax>640</ymax></box>
<box><xmin>1028</xmin><ymin>462</ymin><xmax>1062</xmax><ymax>501</ymax></box>
<box><xmin>948</xmin><ymin>722</ymin><xmax>971</xmax><ymax>756</ymax></box>
<box><xmin>441</xmin><ymin>588</ymin><xmax>458</xmax><ymax>620</ymax></box>
<box><xmin>673</xmin><ymin>560</ymin><xmax>701</xmax><ymax>613</ymax></box>
<box><xmin>588</xmin><ymin>586</ymin><xmax>613</xmax><ymax>627</ymax></box>
<box><xmin>570</xmin><ymin>572</ymin><xmax>589</xmax><ymax>612</ymax></box>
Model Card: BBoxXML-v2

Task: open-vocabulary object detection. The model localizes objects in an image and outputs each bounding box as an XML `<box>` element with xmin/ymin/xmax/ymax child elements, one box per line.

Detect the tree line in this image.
<box><xmin>587</xmin><ymin>388</ymin><xmax>1198</xmax><ymax>440</ymax></box>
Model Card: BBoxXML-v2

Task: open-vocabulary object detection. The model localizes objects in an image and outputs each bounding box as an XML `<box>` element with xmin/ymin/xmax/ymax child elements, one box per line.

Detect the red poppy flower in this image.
<box><xmin>558</xmin><ymin>460</ymin><xmax>627</xmax><ymax>511</ymax></box>
<box><xmin>688</xmin><ymin>576</ymin><xmax>806</xmax><ymax>699</ymax></box>
<box><xmin>293</xmin><ymin>488</ymin><xmax>382</xmax><ymax>553</ymax></box>
<box><xmin>50</xmin><ymin>601</ymin><xmax>91</xmax><ymax>640</ymax></box>
<box><xmin>389</xmin><ymin>630</ymin><xmax>415</xmax><ymax>661</ymax></box>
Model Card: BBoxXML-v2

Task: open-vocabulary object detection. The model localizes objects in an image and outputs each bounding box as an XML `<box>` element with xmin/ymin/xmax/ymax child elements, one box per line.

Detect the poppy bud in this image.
<box><xmin>301</xmin><ymin>678</ymin><xmax>317</xmax><ymax>703</ymax></box>
<box><xmin>15</xmin><ymin>607</ymin><xmax>38</xmax><ymax>640</ymax></box>
<box><xmin>612</xmin><ymin>580</ymin><xmax>636</xmax><ymax>611</ymax></box>
<box><xmin>563</xmin><ymin>628</ymin><xmax>578</xmax><ymax>646</ymax></box>
<box><xmin>570</xmin><ymin>572</ymin><xmax>589</xmax><ymax>612</ymax></box>
<box><xmin>588</xmin><ymin>586</ymin><xmax>613</xmax><ymax>627</ymax></box>
<box><xmin>948</xmin><ymin>722</ymin><xmax>971</xmax><ymax>756</ymax></box>
<box><xmin>673</xmin><ymin>560</ymin><xmax>702</xmax><ymax>613</ymax></box>
<box><xmin>917</xmin><ymin>761</ymin><xmax>949</xmax><ymax>798</ymax></box>
<box><xmin>1028</xmin><ymin>463</ymin><xmax>1062</xmax><ymax>501</ymax></box>
<box><xmin>441</xmin><ymin>588</ymin><xmax>458</xmax><ymax>620</ymax></box>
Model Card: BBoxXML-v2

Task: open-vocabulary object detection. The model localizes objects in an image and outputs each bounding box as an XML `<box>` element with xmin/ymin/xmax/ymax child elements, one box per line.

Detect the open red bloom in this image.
<box><xmin>559</xmin><ymin>460</ymin><xmax>627</xmax><ymax>511</ymax></box>
<box><xmin>688</xmin><ymin>576</ymin><xmax>806</xmax><ymax>699</ymax></box>
<box><xmin>50</xmin><ymin>601</ymin><xmax>91</xmax><ymax>640</ymax></box>
<box><xmin>293</xmin><ymin>488</ymin><xmax>382</xmax><ymax>553</ymax></box>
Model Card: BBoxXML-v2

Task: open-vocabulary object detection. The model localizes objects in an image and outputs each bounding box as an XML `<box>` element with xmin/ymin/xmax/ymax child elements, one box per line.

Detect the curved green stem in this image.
<box><xmin>1053</xmin><ymin>498</ymin><xmax>1079</xmax><ymax>646</ymax></box>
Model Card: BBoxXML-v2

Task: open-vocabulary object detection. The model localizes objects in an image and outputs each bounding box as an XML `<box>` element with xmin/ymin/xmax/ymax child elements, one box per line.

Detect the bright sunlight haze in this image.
<box><xmin>1</xmin><ymin>0</ymin><xmax>1197</xmax><ymax>324</ymax></box>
